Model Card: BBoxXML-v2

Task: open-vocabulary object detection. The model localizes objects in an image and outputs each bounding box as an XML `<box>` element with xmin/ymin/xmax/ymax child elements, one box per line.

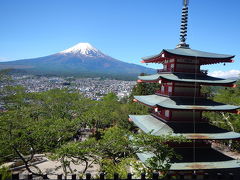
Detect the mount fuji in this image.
<box><xmin>0</xmin><ymin>43</ymin><xmax>154</xmax><ymax>79</ymax></box>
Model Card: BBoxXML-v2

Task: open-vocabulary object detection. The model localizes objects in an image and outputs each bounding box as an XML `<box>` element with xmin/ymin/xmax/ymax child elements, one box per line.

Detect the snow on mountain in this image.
<box><xmin>0</xmin><ymin>42</ymin><xmax>155</xmax><ymax>79</ymax></box>
<box><xmin>60</xmin><ymin>42</ymin><xmax>105</xmax><ymax>57</ymax></box>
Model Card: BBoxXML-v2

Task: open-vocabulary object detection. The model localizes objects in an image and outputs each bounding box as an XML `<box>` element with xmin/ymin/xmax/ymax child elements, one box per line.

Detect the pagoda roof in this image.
<box><xmin>141</xmin><ymin>48</ymin><xmax>234</xmax><ymax>64</ymax></box>
<box><xmin>166</xmin><ymin>48</ymin><xmax>234</xmax><ymax>59</ymax></box>
<box><xmin>129</xmin><ymin>115</ymin><xmax>240</xmax><ymax>140</ymax></box>
<box><xmin>137</xmin><ymin>147</ymin><xmax>240</xmax><ymax>170</ymax></box>
<box><xmin>134</xmin><ymin>95</ymin><xmax>239</xmax><ymax>111</ymax></box>
<box><xmin>138</xmin><ymin>73</ymin><xmax>236</xmax><ymax>85</ymax></box>
<box><xmin>142</xmin><ymin>48</ymin><xmax>234</xmax><ymax>60</ymax></box>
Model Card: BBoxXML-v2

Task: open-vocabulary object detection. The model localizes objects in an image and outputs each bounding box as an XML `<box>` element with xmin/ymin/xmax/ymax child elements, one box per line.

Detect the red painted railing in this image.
<box><xmin>157</xmin><ymin>69</ymin><xmax>172</xmax><ymax>73</ymax></box>
<box><xmin>155</xmin><ymin>90</ymin><xmax>207</xmax><ymax>98</ymax></box>
<box><xmin>157</xmin><ymin>68</ymin><xmax>209</xmax><ymax>74</ymax></box>
<box><xmin>151</xmin><ymin>112</ymin><xmax>169</xmax><ymax>121</ymax></box>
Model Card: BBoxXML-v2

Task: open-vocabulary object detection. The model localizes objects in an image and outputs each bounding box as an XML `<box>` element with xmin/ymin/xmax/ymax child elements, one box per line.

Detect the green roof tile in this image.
<box><xmin>142</xmin><ymin>48</ymin><xmax>234</xmax><ymax>60</ymax></box>
<box><xmin>129</xmin><ymin>115</ymin><xmax>240</xmax><ymax>140</ymax></box>
<box><xmin>134</xmin><ymin>95</ymin><xmax>239</xmax><ymax>111</ymax></box>
<box><xmin>164</xmin><ymin>48</ymin><xmax>234</xmax><ymax>59</ymax></box>
<box><xmin>137</xmin><ymin>147</ymin><xmax>240</xmax><ymax>170</ymax></box>
<box><xmin>138</xmin><ymin>73</ymin><xmax>236</xmax><ymax>85</ymax></box>
<box><xmin>137</xmin><ymin>152</ymin><xmax>240</xmax><ymax>170</ymax></box>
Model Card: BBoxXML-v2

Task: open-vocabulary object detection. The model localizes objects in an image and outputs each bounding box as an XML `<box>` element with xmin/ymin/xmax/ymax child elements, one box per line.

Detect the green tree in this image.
<box><xmin>130</xmin><ymin>82</ymin><xmax>159</xmax><ymax>99</ymax></box>
<box><xmin>203</xmin><ymin>80</ymin><xmax>240</xmax><ymax>150</ymax></box>
<box><xmin>131</xmin><ymin>133</ymin><xmax>186</xmax><ymax>178</ymax></box>
<box><xmin>50</xmin><ymin>138</ymin><xmax>98</xmax><ymax>178</ymax></box>
<box><xmin>97</xmin><ymin>127</ymin><xmax>186</xmax><ymax>178</ymax></box>
<box><xmin>96</xmin><ymin>126</ymin><xmax>134</xmax><ymax>178</ymax></box>
<box><xmin>0</xmin><ymin>88</ymin><xmax>92</xmax><ymax>176</ymax></box>
<box><xmin>51</xmin><ymin>126</ymin><xmax>134</xmax><ymax>179</ymax></box>
<box><xmin>0</xmin><ymin>69</ymin><xmax>12</xmax><ymax>84</ymax></box>
<box><xmin>99</xmin><ymin>158</ymin><xmax>133</xmax><ymax>179</ymax></box>
<box><xmin>81</xmin><ymin>93</ymin><xmax>126</xmax><ymax>136</ymax></box>
<box><xmin>0</xmin><ymin>166</ymin><xmax>11</xmax><ymax>180</ymax></box>
<box><xmin>97</xmin><ymin>126</ymin><xmax>133</xmax><ymax>163</ymax></box>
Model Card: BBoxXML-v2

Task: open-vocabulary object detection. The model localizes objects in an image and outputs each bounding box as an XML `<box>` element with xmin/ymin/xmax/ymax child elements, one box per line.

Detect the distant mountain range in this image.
<box><xmin>0</xmin><ymin>43</ymin><xmax>155</xmax><ymax>80</ymax></box>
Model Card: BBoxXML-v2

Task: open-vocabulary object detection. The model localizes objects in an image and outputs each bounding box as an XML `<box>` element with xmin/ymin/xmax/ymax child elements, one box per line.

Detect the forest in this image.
<box><xmin>0</xmin><ymin>71</ymin><xmax>240</xmax><ymax>179</ymax></box>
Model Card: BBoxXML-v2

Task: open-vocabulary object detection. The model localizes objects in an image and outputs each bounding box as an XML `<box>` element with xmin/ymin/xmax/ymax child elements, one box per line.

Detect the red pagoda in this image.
<box><xmin>129</xmin><ymin>0</ymin><xmax>240</xmax><ymax>171</ymax></box>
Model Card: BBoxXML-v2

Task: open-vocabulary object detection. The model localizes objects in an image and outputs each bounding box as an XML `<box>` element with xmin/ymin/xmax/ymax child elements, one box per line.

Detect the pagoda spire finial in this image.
<box><xmin>176</xmin><ymin>0</ymin><xmax>190</xmax><ymax>48</ymax></box>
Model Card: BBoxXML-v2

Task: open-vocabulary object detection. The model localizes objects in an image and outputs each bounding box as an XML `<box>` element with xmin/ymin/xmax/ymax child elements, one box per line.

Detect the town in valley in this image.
<box><xmin>6</xmin><ymin>75</ymin><xmax>136</xmax><ymax>100</ymax></box>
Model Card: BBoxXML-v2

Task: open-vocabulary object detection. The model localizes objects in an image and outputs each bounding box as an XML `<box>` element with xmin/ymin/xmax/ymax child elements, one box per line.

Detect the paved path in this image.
<box><xmin>16</xmin><ymin>156</ymin><xmax>100</xmax><ymax>179</ymax></box>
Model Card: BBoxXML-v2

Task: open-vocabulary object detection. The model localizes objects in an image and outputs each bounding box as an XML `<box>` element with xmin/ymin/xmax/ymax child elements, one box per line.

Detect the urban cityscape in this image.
<box><xmin>10</xmin><ymin>75</ymin><xmax>136</xmax><ymax>100</ymax></box>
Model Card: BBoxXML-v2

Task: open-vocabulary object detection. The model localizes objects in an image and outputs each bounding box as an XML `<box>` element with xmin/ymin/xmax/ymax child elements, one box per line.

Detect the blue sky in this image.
<box><xmin>0</xmin><ymin>0</ymin><xmax>240</xmax><ymax>76</ymax></box>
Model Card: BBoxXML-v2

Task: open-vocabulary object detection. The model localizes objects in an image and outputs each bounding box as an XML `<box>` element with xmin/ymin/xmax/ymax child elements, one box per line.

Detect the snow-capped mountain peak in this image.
<box><xmin>60</xmin><ymin>42</ymin><xmax>104</xmax><ymax>57</ymax></box>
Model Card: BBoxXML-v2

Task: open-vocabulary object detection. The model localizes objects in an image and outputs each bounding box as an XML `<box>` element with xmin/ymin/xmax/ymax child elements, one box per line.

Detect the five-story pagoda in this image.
<box><xmin>129</xmin><ymin>0</ymin><xmax>240</xmax><ymax>171</ymax></box>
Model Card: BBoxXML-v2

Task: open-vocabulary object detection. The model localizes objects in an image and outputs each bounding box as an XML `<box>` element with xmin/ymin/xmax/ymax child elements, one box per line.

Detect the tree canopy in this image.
<box><xmin>203</xmin><ymin>80</ymin><xmax>240</xmax><ymax>150</ymax></box>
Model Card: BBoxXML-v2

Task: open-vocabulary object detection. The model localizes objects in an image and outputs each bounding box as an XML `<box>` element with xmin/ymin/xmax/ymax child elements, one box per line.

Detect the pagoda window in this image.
<box><xmin>170</xmin><ymin>63</ymin><xmax>175</xmax><ymax>71</ymax></box>
<box><xmin>176</xmin><ymin>59</ymin><xmax>199</xmax><ymax>64</ymax></box>
<box><xmin>161</xmin><ymin>85</ymin><xmax>164</xmax><ymax>93</ymax></box>
<box><xmin>163</xmin><ymin>64</ymin><xmax>167</xmax><ymax>70</ymax></box>
<box><xmin>162</xmin><ymin>63</ymin><xmax>174</xmax><ymax>72</ymax></box>
<box><xmin>166</xmin><ymin>64</ymin><xmax>170</xmax><ymax>71</ymax></box>
<box><xmin>175</xmin><ymin>82</ymin><xmax>199</xmax><ymax>87</ymax></box>
<box><xmin>169</xmin><ymin>63</ymin><xmax>174</xmax><ymax>71</ymax></box>
<box><xmin>165</xmin><ymin>110</ymin><xmax>170</xmax><ymax>117</ymax></box>
<box><xmin>168</xmin><ymin>86</ymin><xmax>172</xmax><ymax>92</ymax></box>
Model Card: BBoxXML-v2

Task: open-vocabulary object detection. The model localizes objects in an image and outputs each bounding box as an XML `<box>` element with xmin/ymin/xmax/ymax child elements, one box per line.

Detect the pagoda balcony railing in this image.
<box><xmin>152</xmin><ymin>112</ymin><xmax>208</xmax><ymax>122</ymax></box>
<box><xmin>169</xmin><ymin>116</ymin><xmax>209</xmax><ymax>122</ymax></box>
<box><xmin>174</xmin><ymin>69</ymin><xmax>200</xmax><ymax>73</ymax></box>
<box><xmin>152</xmin><ymin>112</ymin><xmax>206</xmax><ymax>122</ymax></box>
<box><xmin>156</xmin><ymin>90</ymin><xmax>205</xmax><ymax>97</ymax></box>
<box><xmin>157</xmin><ymin>68</ymin><xmax>206</xmax><ymax>74</ymax></box>
<box><xmin>152</xmin><ymin>112</ymin><xmax>169</xmax><ymax>121</ymax></box>
<box><xmin>157</xmin><ymin>68</ymin><xmax>172</xmax><ymax>73</ymax></box>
